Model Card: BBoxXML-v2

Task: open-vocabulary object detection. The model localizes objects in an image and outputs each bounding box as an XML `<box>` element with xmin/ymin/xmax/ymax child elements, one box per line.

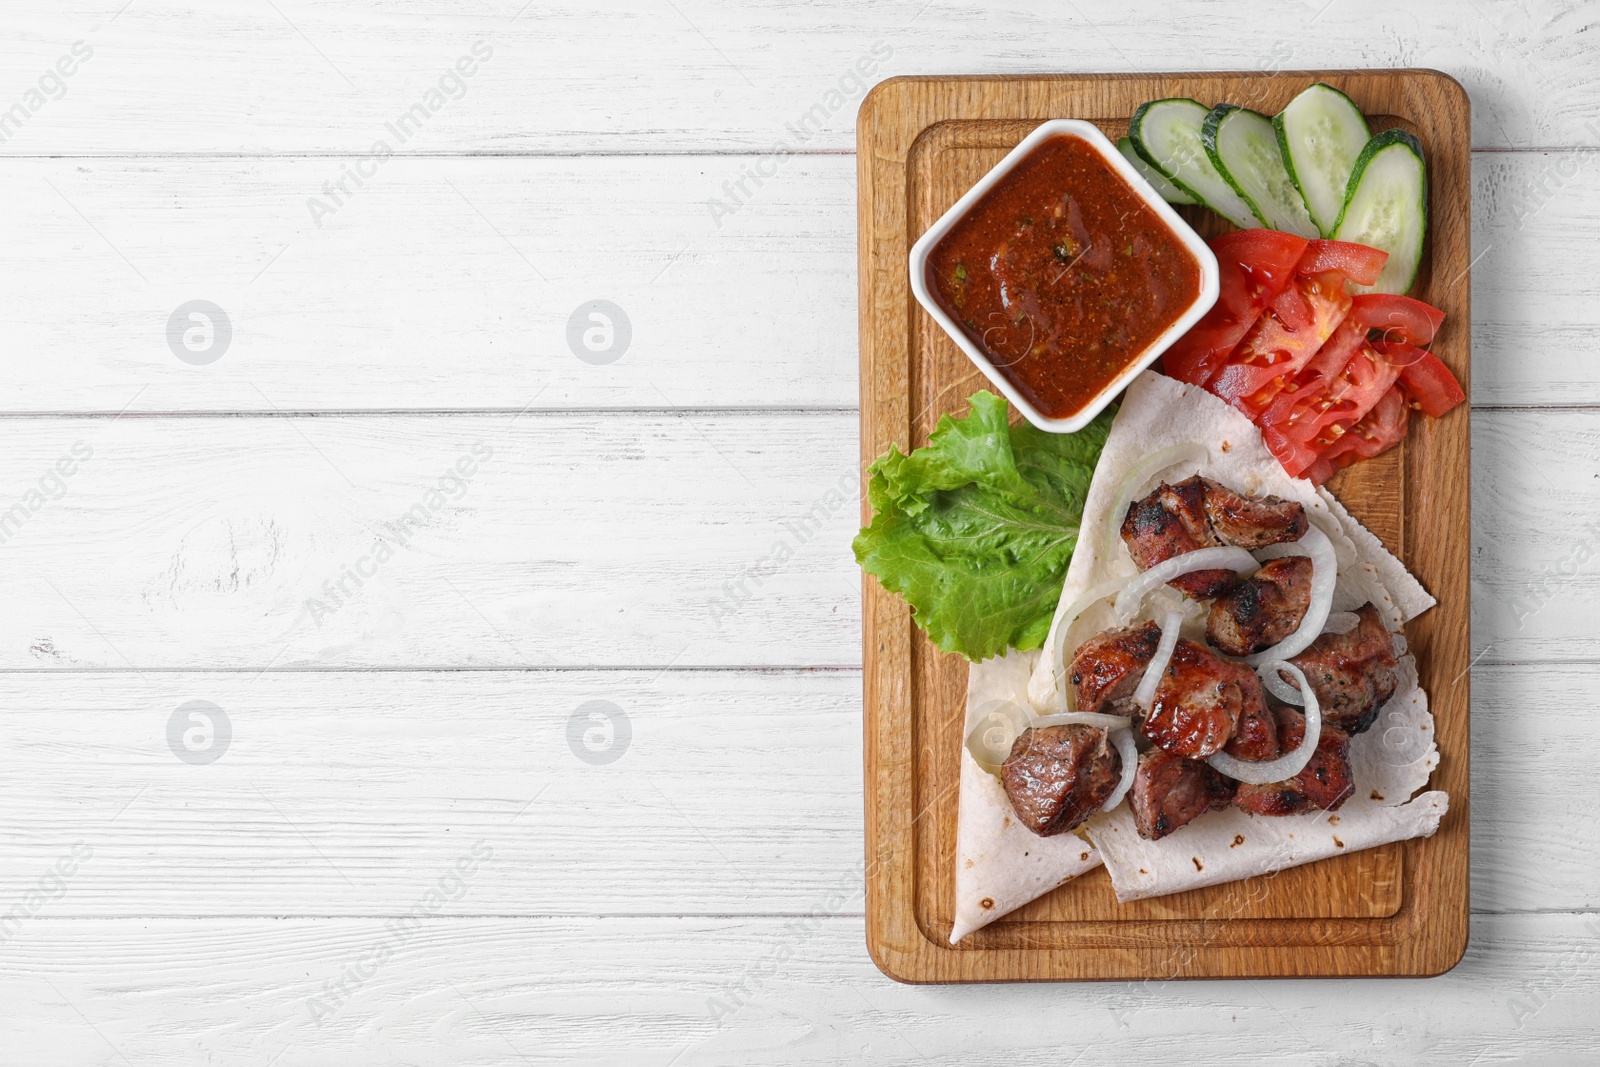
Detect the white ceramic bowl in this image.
<box><xmin>907</xmin><ymin>119</ymin><xmax>1220</xmax><ymax>433</ymax></box>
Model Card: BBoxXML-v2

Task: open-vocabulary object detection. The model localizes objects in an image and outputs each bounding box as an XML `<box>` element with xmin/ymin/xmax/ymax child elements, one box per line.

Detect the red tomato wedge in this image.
<box><xmin>1305</xmin><ymin>386</ymin><xmax>1411</xmax><ymax>485</ymax></box>
<box><xmin>1157</xmin><ymin>230</ymin><xmax>1458</xmax><ymax>484</ymax></box>
<box><xmin>1259</xmin><ymin>343</ymin><xmax>1404</xmax><ymax>477</ymax></box>
<box><xmin>1350</xmin><ymin>294</ymin><xmax>1446</xmax><ymax>347</ymax></box>
<box><xmin>1271</xmin><ymin>284</ymin><xmax>1313</xmax><ymax>330</ymax></box>
<box><xmin>1394</xmin><ymin>348</ymin><xmax>1467</xmax><ymax>417</ymax></box>
<box><xmin>1209</xmin><ymin>271</ymin><xmax>1351</xmax><ymax>417</ymax></box>
<box><xmin>1296</xmin><ymin>240</ymin><xmax>1389</xmax><ymax>286</ymax></box>
<box><xmin>1162</xmin><ymin>230</ymin><xmax>1308</xmax><ymax>387</ymax></box>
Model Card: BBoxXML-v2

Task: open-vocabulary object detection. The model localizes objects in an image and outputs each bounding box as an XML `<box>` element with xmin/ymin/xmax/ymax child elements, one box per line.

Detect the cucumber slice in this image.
<box><xmin>1202</xmin><ymin>105</ymin><xmax>1319</xmax><ymax>238</ymax></box>
<box><xmin>1332</xmin><ymin>129</ymin><xmax>1427</xmax><ymax>295</ymax></box>
<box><xmin>1116</xmin><ymin>135</ymin><xmax>1197</xmax><ymax>205</ymax></box>
<box><xmin>1274</xmin><ymin>83</ymin><xmax>1371</xmax><ymax>237</ymax></box>
<box><xmin>1130</xmin><ymin>98</ymin><xmax>1263</xmax><ymax>230</ymax></box>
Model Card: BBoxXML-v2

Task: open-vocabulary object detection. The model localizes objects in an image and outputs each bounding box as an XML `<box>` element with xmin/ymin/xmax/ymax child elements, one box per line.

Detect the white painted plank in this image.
<box><xmin>0</xmin><ymin>408</ymin><xmax>1578</xmax><ymax>668</ymax></box>
<box><xmin>0</xmin><ymin>663</ymin><xmax>1580</xmax><ymax>916</ymax></box>
<box><xmin>0</xmin><ymin>413</ymin><xmax>861</xmax><ymax>669</ymax></box>
<box><xmin>1474</xmin><ymin>409</ymin><xmax>1600</xmax><ymax>662</ymax></box>
<box><xmin>0</xmin><ymin>669</ymin><xmax>862</xmax><ymax>916</ymax></box>
<box><xmin>4</xmin><ymin>154</ymin><xmax>857</xmax><ymax>413</ymax></box>
<box><xmin>0</xmin><ymin>150</ymin><xmax>1591</xmax><ymax>412</ymax></box>
<box><xmin>2</xmin><ymin>1</ymin><xmax>1597</xmax><ymax>157</ymax></box>
<box><xmin>0</xmin><ymin>914</ymin><xmax>1595</xmax><ymax>1064</ymax></box>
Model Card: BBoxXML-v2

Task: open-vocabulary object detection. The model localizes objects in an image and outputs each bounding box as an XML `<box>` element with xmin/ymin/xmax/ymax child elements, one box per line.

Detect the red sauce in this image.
<box><xmin>927</xmin><ymin>134</ymin><xmax>1203</xmax><ymax>419</ymax></box>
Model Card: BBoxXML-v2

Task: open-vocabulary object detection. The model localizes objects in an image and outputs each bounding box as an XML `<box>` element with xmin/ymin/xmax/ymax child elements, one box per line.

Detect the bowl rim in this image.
<box><xmin>907</xmin><ymin>118</ymin><xmax>1221</xmax><ymax>433</ymax></box>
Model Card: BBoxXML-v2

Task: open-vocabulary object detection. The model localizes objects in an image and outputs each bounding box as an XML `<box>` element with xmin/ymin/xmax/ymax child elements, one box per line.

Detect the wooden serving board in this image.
<box><xmin>858</xmin><ymin>71</ymin><xmax>1470</xmax><ymax>981</ymax></box>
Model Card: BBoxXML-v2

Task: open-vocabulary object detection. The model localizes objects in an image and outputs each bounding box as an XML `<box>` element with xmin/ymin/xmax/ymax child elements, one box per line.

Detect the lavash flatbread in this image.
<box><xmin>951</xmin><ymin>649</ymin><xmax>1103</xmax><ymax>943</ymax></box>
<box><xmin>951</xmin><ymin>371</ymin><xmax>1447</xmax><ymax>940</ymax></box>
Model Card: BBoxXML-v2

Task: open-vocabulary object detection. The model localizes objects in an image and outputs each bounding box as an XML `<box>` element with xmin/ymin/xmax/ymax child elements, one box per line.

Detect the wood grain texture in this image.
<box><xmin>1</xmin><ymin>1</ymin><xmax>1595</xmax><ymax>154</ymax></box>
<box><xmin>0</xmin><ymin>669</ymin><xmax>861</xmax><ymax>916</ymax></box>
<box><xmin>859</xmin><ymin>72</ymin><xmax>1470</xmax><ymax>981</ymax></box>
<box><xmin>0</xmin><ymin>0</ymin><xmax>1591</xmax><ymax>1056</ymax></box>
<box><xmin>0</xmin><ymin>663</ymin><xmax>1579</xmax><ymax>918</ymax></box>
<box><xmin>0</xmin><ymin>913</ymin><xmax>1596</xmax><ymax>1065</ymax></box>
<box><xmin>0</xmin><ymin>413</ymin><xmax>862</xmax><ymax>669</ymax></box>
<box><xmin>0</xmin><ymin>150</ymin><xmax>1591</xmax><ymax>412</ymax></box>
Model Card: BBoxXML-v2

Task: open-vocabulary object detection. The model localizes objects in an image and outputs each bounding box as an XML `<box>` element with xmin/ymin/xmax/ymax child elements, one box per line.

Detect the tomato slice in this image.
<box><xmin>1296</xmin><ymin>240</ymin><xmax>1389</xmax><ymax>286</ymax></box>
<box><xmin>1349</xmin><ymin>294</ymin><xmax>1445</xmax><ymax>347</ymax></box>
<box><xmin>1259</xmin><ymin>343</ymin><xmax>1403</xmax><ymax>477</ymax></box>
<box><xmin>1315</xmin><ymin>386</ymin><xmax>1411</xmax><ymax>480</ymax></box>
<box><xmin>1394</xmin><ymin>349</ymin><xmax>1467</xmax><ymax>417</ymax></box>
<box><xmin>1271</xmin><ymin>284</ymin><xmax>1312</xmax><ymax>330</ymax></box>
<box><xmin>1209</xmin><ymin>270</ymin><xmax>1351</xmax><ymax>417</ymax></box>
<box><xmin>1162</xmin><ymin>230</ymin><xmax>1309</xmax><ymax>387</ymax></box>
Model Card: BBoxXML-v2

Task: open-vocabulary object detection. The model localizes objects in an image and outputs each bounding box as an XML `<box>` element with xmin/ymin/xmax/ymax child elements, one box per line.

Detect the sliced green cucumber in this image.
<box><xmin>1116</xmin><ymin>135</ymin><xmax>1196</xmax><ymax>205</ymax></box>
<box><xmin>1130</xmin><ymin>98</ymin><xmax>1263</xmax><ymax>230</ymax></box>
<box><xmin>1332</xmin><ymin>129</ymin><xmax>1427</xmax><ymax>295</ymax></box>
<box><xmin>1202</xmin><ymin>105</ymin><xmax>1319</xmax><ymax>239</ymax></box>
<box><xmin>1273</xmin><ymin>82</ymin><xmax>1371</xmax><ymax>237</ymax></box>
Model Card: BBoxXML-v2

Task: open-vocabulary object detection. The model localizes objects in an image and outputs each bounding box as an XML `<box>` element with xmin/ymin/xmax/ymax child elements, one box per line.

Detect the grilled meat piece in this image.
<box><xmin>1129</xmin><ymin>748</ymin><xmax>1236</xmax><ymax>840</ymax></box>
<box><xmin>1068</xmin><ymin>622</ymin><xmax>1161</xmax><ymax>716</ymax></box>
<box><xmin>1142</xmin><ymin>638</ymin><xmax>1267</xmax><ymax>759</ymax></box>
<box><xmin>1207</xmin><ymin>555</ymin><xmax>1314</xmax><ymax>656</ymax></box>
<box><xmin>1000</xmin><ymin>724</ymin><xmax>1123</xmax><ymax>837</ymax></box>
<box><xmin>1233</xmin><ymin>704</ymin><xmax>1354</xmax><ymax>816</ymax></box>
<box><xmin>1285</xmin><ymin>603</ymin><xmax>1398</xmax><ymax>735</ymax></box>
<box><xmin>1120</xmin><ymin>478</ymin><xmax>1235</xmax><ymax>598</ymax></box>
<box><xmin>1222</xmin><ymin>688</ymin><xmax>1281</xmax><ymax>762</ymax></box>
<box><xmin>1201</xmin><ymin>480</ymin><xmax>1311</xmax><ymax>548</ymax></box>
<box><xmin>1120</xmin><ymin>476</ymin><xmax>1308</xmax><ymax>599</ymax></box>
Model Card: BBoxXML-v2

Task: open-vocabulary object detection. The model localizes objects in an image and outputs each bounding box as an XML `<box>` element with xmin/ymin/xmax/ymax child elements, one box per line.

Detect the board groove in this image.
<box><xmin>859</xmin><ymin>71</ymin><xmax>1471</xmax><ymax>981</ymax></box>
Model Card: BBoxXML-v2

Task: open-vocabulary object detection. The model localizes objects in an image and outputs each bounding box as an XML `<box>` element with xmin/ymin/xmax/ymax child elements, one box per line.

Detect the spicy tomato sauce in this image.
<box><xmin>928</xmin><ymin>134</ymin><xmax>1202</xmax><ymax>419</ymax></box>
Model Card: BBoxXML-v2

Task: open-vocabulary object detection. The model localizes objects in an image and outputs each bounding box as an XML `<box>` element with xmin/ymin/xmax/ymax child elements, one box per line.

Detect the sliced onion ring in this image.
<box><xmin>1132</xmin><ymin>609</ymin><xmax>1184</xmax><ymax>709</ymax></box>
<box><xmin>1243</xmin><ymin>525</ymin><xmax>1337</xmax><ymax>667</ymax></box>
<box><xmin>1032</xmin><ymin>711</ymin><xmax>1133</xmax><ymax>731</ymax></box>
<box><xmin>1033</xmin><ymin>576</ymin><xmax>1128</xmax><ymax>712</ymax></box>
<box><xmin>1258</xmin><ymin>666</ymin><xmax>1304</xmax><ymax>706</ymax></box>
<box><xmin>964</xmin><ymin>700</ymin><xmax>1031</xmax><ymax>777</ymax></box>
<box><xmin>1207</xmin><ymin>661</ymin><xmax>1321</xmax><ymax>785</ymax></box>
<box><xmin>1101</xmin><ymin>728</ymin><xmax>1139</xmax><ymax>812</ymax></box>
<box><xmin>1112</xmin><ymin>546</ymin><xmax>1257</xmax><ymax>624</ymax></box>
<box><xmin>1102</xmin><ymin>443</ymin><xmax>1207</xmax><ymax>560</ymax></box>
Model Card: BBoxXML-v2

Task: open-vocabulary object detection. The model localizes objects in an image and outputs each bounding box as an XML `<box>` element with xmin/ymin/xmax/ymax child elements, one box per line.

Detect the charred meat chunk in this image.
<box><xmin>1201</xmin><ymin>480</ymin><xmax>1311</xmax><ymax>549</ymax></box>
<box><xmin>1120</xmin><ymin>477</ymin><xmax>1235</xmax><ymax>598</ymax></box>
<box><xmin>1286</xmin><ymin>602</ymin><xmax>1398</xmax><ymax>735</ymax></box>
<box><xmin>1222</xmin><ymin>687</ymin><xmax>1281</xmax><ymax>762</ymax></box>
<box><xmin>1142</xmin><ymin>639</ymin><xmax>1267</xmax><ymax>759</ymax></box>
<box><xmin>1233</xmin><ymin>705</ymin><xmax>1354</xmax><ymax>816</ymax></box>
<box><xmin>1120</xmin><ymin>476</ymin><xmax>1308</xmax><ymax>599</ymax></box>
<box><xmin>1068</xmin><ymin>622</ymin><xmax>1160</xmax><ymax>716</ymax></box>
<box><xmin>1207</xmin><ymin>556</ymin><xmax>1314</xmax><ymax>656</ymax></box>
<box><xmin>1129</xmin><ymin>748</ymin><xmax>1235</xmax><ymax>840</ymax></box>
<box><xmin>1000</xmin><ymin>724</ymin><xmax>1123</xmax><ymax>837</ymax></box>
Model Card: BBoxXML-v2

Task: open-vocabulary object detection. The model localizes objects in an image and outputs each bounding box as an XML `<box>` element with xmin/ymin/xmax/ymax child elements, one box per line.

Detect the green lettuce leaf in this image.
<box><xmin>852</xmin><ymin>392</ymin><xmax>1112</xmax><ymax>661</ymax></box>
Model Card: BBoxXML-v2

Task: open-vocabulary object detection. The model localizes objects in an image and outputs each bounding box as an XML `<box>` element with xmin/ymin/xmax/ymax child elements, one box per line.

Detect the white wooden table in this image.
<box><xmin>0</xmin><ymin>2</ymin><xmax>1593</xmax><ymax>1062</ymax></box>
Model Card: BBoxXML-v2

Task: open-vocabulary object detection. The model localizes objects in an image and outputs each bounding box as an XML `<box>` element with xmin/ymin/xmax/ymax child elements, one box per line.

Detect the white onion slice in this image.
<box><xmin>1243</xmin><ymin>525</ymin><xmax>1338</xmax><ymax>667</ymax></box>
<box><xmin>1258</xmin><ymin>665</ymin><xmax>1305</xmax><ymax>706</ymax></box>
<box><xmin>1101</xmin><ymin>443</ymin><xmax>1208</xmax><ymax>560</ymax></box>
<box><xmin>964</xmin><ymin>700</ymin><xmax>1031</xmax><ymax>777</ymax></box>
<box><xmin>1132</xmin><ymin>609</ymin><xmax>1184</xmax><ymax>709</ymax></box>
<box><xmin>1112</xmin><ymin>546</ymin><xmax>1257</xmax><ymax>624</ymax></box>
<box><xmin>1031</xmin><ymin>711</ymin><xmax>1133</xmax><ymax>731</ymax></box>
<box><xmin>1035</xmin><ymin>576</ymin><xmax>1128</xmax><ymax>712</ymax></box>
<box><xmin>1207</xmin><ymin>661</ymin><xmax>1322</xmax><ymax>785</ymax></box>
<box><xmin>1101</xmin><ymin>728</ymin><xmax>1139</xmax><ymax>812</ymax></box>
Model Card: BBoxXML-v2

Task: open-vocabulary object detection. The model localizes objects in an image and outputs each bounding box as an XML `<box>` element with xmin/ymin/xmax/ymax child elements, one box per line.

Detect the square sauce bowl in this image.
<box><xmin>909</xmin><ymin>119</ymin><xmax>1220</xmax><ymax>433</ymax></box>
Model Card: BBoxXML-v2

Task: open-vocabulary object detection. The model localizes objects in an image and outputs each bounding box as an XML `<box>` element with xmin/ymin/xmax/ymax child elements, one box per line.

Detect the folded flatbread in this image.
<box><xmin>952</xmin><ymin>371</ymin><xmax>1447</xmax><ymax>942</ymax></box>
